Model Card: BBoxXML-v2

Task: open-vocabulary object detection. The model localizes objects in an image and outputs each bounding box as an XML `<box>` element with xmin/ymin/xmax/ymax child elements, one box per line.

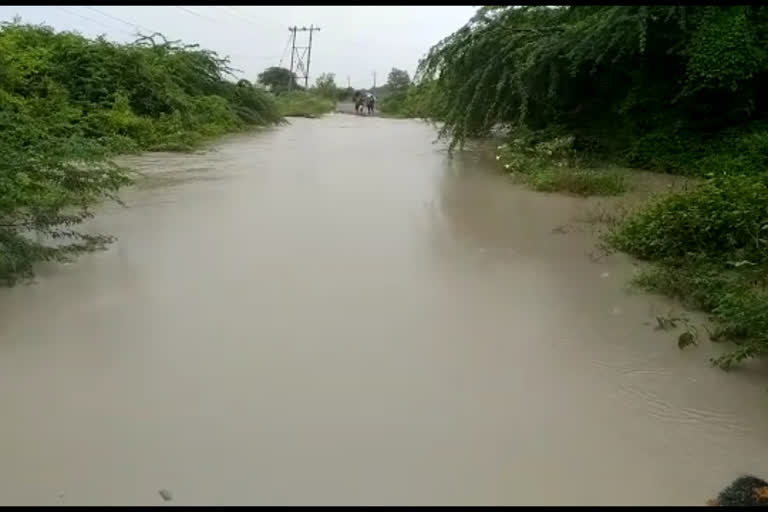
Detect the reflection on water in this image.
<box><xmin>0</xmin><ymin>115</ymin><xmax>766</xmax><ymax>506</ymax></box>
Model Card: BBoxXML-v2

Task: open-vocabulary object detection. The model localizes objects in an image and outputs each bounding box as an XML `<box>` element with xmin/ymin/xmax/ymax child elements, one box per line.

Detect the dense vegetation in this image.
<box><xmin>377</xmin><ymin>68</ymin><xmax>412</xmax><ymax>117</ymax></box>
<box><xmin>6</xmin><ymin>7</ymin><xmax>768</xmax><ymax>369</ymax></box>
<box><xmin>276</xmin><ymin>90</ymin><xmax>335</xmax><ymax>118</ymax></box>
<box><xmin>257</xmin><ymin>67</ymin><xmax>340</xmax><ymax>117</ymax></box>
<box><xmin>410</xmin><ymin>6</ymin><xmax>768</xmax><ymax>369</ymax></box>
<box><xmin>0</xmin><ymin>20</ymin><xmax>283</xmax><ymax>284</ymax></box>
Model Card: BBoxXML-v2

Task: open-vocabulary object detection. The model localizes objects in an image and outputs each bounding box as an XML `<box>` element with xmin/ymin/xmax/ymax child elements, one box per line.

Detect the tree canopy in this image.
<box><xmin>386</xmin><ymin>68</ymin><xmax>411</xmax><ymax>92</ymax></box>
<box><xmin>417</xmin><ymin>6</ymin><xmax>768</xmax><ymax>152</ymax></box>
<box><xmin>257</xmin><ymin>66</ymin><xmax>300</xmax><ymax>94</ymax></box>
<box><xmin>0</xmin><ymin>21</ymin><xmax>282</xmax><ymax>283</ymax></box>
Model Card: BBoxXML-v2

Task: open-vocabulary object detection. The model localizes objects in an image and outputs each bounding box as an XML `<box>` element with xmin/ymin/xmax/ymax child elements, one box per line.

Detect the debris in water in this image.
<box><xmin>600</xmin><ymin>272</ymin><xmax>610</xmax><ymax>278</ymax></box>
<box><xmin>159</xmin><ymin>489</ymin><xmax>173</xmax><ymax>502</ymax></box>
<box><xmin>655</xmin><ymin>314</ymin><xmax>680</xmax><ymax>331</ymax></box>
<box><xmin>551</xmin><ymin>224</ymin><xmax>568</xmax><ymax>234</ymax></box>
<box><xmin>678</xmin><ymin>331</ymin><xmax>697</xmax><ymax>350</ymax></box>
<box><xmin>587</xmin><ymin>250</ymin><xmax>606</xmax><ymax>263</ymax></box>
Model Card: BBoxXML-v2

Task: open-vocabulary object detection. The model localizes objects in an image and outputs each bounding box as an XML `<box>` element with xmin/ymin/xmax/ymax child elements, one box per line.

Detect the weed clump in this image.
<box><xmin>495</xmin><ymin>132</ymin><xmax>627</xmax><ymax>196</ymax></box>
<box><xmin>276</xmin><ymin>91</ymin><xmax>335</xmax><ymax>118</ymax></box>
<box><xmin>607</xmin><ymin>175</ymin><xmax>768</xmax><ymax>369</ymax></box>
<box><xmin>0</xmin><ymin>22</ymin><xmax>282</xmax><ymax>284</ymax></box>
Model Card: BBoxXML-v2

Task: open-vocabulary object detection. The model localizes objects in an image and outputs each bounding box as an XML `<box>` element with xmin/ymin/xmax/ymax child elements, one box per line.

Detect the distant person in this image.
<box><xmin>353</xmin><ymin>91</ymin><xmax>365</xmax><ymax>114</ymax></box>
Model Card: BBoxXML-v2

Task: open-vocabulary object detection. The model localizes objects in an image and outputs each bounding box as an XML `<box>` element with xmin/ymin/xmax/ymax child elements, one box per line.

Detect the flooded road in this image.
<box><xmin>1</xmin><ymin>115</ymin><xmax>767</xmax><ymax>505</ymax></box>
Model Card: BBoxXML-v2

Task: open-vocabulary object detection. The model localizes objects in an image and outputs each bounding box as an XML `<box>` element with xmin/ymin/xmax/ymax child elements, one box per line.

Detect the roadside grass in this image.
<box><xmin>276</xmin><ymin>91</ymin><xmax>335</xmax><ymax>118</ymax></box>
<box><xmin>603</xmin><ymin>174</ymin><xmax>768</xmax><ymax>370</ymax></box>
<box><xmin>526</xmin><ymin>166</ymin><xmax>627</xmax><ymax>196</ymax></box>
<box><xmin>495</xmin><ymin>134</ymin><xmax>627</xmax><ymax>197</ymax></box>
<box><xmin>494</xmin><ymin>126</ymin><xmax>768</xmax><ymax>370</ymax></box>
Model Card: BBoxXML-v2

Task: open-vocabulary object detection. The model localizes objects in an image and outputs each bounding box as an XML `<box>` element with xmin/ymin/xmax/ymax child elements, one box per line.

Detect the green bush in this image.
<box><xmin>0</xmin><ymin>21</ymin><xmax>283</xmax><ymax>284</ymax></box>
<box><xmin>495</xmin><ymin>131</ymin><xmax>626</xmax><ymax>196</ymax></box>
<box><xmin>377</xmin><ymin>80</ymin><xmax>445</xmax><ymax>120</ymax></box>
<box><xmin>630</xmin><ymin>260</ymin><xmax>768</xmax><ymax>370</ymax></box>
<box><xmin>527</xmin><ymin>167</ymin><xmax>627</xmax><ymax>196</ymax></box>
<box><xmin>607</xmin><ymin>175</ymin><xmax>768</xmax><ymax>368</ymax></box>
<box><xmin>408</xmin><ymin>5</ymin><xmax>768</xmax><ymax>371</ymax></box>
<box><xmin>417</xmin><ymin>6</ymin><xmax>768</xmax><ymax>153</ymax></box>
<box><xmin>276</xmin><ymin>91</ymin><xmax>334</xmax><ymax>118</ymax></box>
<box><xmin>379</xmin><ymin>91</ymin><xmax>408</xmax><ymax>117</ymax></box>
<box><xmin>622</xmin><ymin>123</ymin><xmax>768</xmax><ymax>177</ymax></box>
<box><xmin>607</xmin><ymin>174</ymin><xmax>768</xmax><ymax>263</ymax></box>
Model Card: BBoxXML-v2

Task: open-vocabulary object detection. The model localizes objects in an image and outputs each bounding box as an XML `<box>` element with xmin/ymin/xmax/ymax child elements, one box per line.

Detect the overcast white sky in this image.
<box><xmin>0</xmin><ymin>5</ymin><xmax>476</xmax><ymax>89</ymax></box>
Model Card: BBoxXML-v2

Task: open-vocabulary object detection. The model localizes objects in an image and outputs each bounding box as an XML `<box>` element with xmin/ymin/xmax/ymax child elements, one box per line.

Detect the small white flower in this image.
<box><xmin>496</xmin><ymin>155</ymin><xmax>500</xmax><ymax>160</ymax></box>
<box><xmin>504</xmin><ymin>164</ymin><xmax>510</xmax><ymax>169</ymax></box>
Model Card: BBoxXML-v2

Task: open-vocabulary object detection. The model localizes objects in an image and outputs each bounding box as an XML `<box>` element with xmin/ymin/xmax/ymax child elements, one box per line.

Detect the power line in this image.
<box><xmin>229</xmin><ymin>54</ymin><xmax>282</xmax><ymax>60</ymax></box>
<box><xmin>175</xmin><ymin>6</ymin><xmax>222</xmax><ymax>24</ymax></box>
<box><xmin>51</xmin><ymin>6</ymin><xmax>282</xmax><ymax>79</ymax></box>
<box><xmin>225</xmin><ymin>6</ymin><xmax>263</xmax><ymax>26</ymax></box>
<box><xmin>191</xmin><ymin>7</ymin><xmax>287</xmax><ymax>68</ymax></box>
<box><xmin>278</xmin><ymin>32</ymin><xmax>292</xmax><ymax>68</ymax></box>
<box><xmin>174</xmin><ymin>6</ymin><xmax>267</xmax><ymax>33</ymax></box>
<box><xmin>56</xmin><ymin>6</ymin><xmax>133</xmax><ymax>37</ymax></box>
<box><xmin>212</xmin><ymin>6</ymin><xmax>254</xmax><ymax>27</ymax></box>
<box><xmin>83</xmin><ymin>6</ymin><xmax>156</xmax><ymax>36</ymax></box>
<box><xmin>209</xmin><ymin>8</ymin><xmax>291</xmax><ymax>70</ymax></box>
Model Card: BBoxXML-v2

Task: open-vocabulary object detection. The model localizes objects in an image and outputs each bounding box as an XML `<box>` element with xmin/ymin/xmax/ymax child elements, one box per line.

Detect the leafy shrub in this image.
<box><xmin>379</xmin><ymin>91</ymin><xmax>408</xmax><ymax>117</ymax></box>
<box><xmin>495</xmin><ymin>130</ymin><xmax>626</xmax><ymax>195</ymax></box>
<box><xmin>528</xmin><ymin>167</ymin><xmax>627</xmax><ymax>196</ymax></box>
<box><xmin>276</xmin><ymin>91</ymin><xmax>334</xmax><ymax>118</ymax></box>
<box><xmin>607</xmin><ymin>175</ymin><xmax>768</xmax><ymax>368</ymax></box>
<box><xmin>607</xmin><ymin>174</ymin><xmax>768</xmax><ymax>263</ymax></box>
<box><xmin>0</xmin><ymin>21</ymin><xmax>283</xmax><ymax>284</ymax></box>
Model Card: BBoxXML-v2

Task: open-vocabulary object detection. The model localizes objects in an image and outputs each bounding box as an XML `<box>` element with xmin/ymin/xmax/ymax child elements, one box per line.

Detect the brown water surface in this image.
<box><xmin>0</xmin><ymin>115</ymin><xmax>766</xmax><ymax>505</ymax></box>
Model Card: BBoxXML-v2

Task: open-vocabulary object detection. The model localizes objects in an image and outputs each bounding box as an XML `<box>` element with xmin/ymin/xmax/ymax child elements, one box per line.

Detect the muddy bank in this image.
<box><xmin>0</xmin><ymin>115</ymin><xmax>766</xmax><ymax>505</ymax></box>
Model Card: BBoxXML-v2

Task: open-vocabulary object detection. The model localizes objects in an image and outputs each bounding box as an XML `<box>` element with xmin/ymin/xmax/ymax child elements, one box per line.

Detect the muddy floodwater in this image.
<box><xmin>1</xmin><ymin>115</ymin><xmax>768</xmax><ymax>506</ymax></box>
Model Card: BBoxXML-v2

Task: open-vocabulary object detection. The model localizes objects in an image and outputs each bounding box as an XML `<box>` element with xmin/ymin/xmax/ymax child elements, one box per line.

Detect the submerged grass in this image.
<box><xmin>526</xmin><ymin>167</ymin><xmax>627</xmax><ymax>196</ymax></box>
<box><xmin>491</xmin><ymin>124</ymin><xmax>768</xmax><ymax>370</ymax></box>
<box><xmin>495</xmin><ymin>132</ymin><xmax>627</xmax><ymax>197</ymax></box>
<box><xmin>604</xmin><ymin>174</ymin><xmax>768</xmax><ymax>370</ymax></box>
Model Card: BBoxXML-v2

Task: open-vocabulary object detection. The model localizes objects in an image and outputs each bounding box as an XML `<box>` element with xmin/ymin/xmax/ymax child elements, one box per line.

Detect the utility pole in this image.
<box><xmin>305</xmin><ymin>24</ymin><xmax>316</xmax><ymax>89</ymax></box>
<box><xmin>372</xmin><ymin>71</ymin><xmax>376</xmax><ymax>90</ymax></box>
<box><xmin>347</xmin><ymin>75</ymin><xmax>351</xmax><ymax>88</ymax></box>
<box><xmin>288</xmin><ymin>27</ymin><xmax>296</xmax><ymax>90</ymax></box>
<box><xmin>287</xmin><ymin>24</ymin><xmax>320</xmax><ymax>91</ymax></box>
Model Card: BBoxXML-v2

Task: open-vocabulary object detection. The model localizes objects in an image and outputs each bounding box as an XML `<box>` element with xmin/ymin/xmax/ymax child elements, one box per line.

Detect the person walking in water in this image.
<box><xmin>353</xmin><ymin>90</ymin><xmax>366</xmax><ymax>114</ymax></box>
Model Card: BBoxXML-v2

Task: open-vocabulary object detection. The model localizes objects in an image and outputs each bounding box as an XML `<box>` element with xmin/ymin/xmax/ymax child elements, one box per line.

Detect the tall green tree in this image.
<box><xmin>257</xmin><ymin>66</ymin><xmax>299</xmax><ymax>93</ymax></box>
<box><xmin>387</xmin><ymin>68</ymin><xmax>411</xmax><ymax>92</ymax></box>
<box><xmin>314</xmin><ymin>72</ymin><xmax>338</xmax><ymax>99</ymax></box>
<box><xmin>417</xmin><ymin>6</ymin><xmax>768</xmax><ymax>151</ymax></box>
